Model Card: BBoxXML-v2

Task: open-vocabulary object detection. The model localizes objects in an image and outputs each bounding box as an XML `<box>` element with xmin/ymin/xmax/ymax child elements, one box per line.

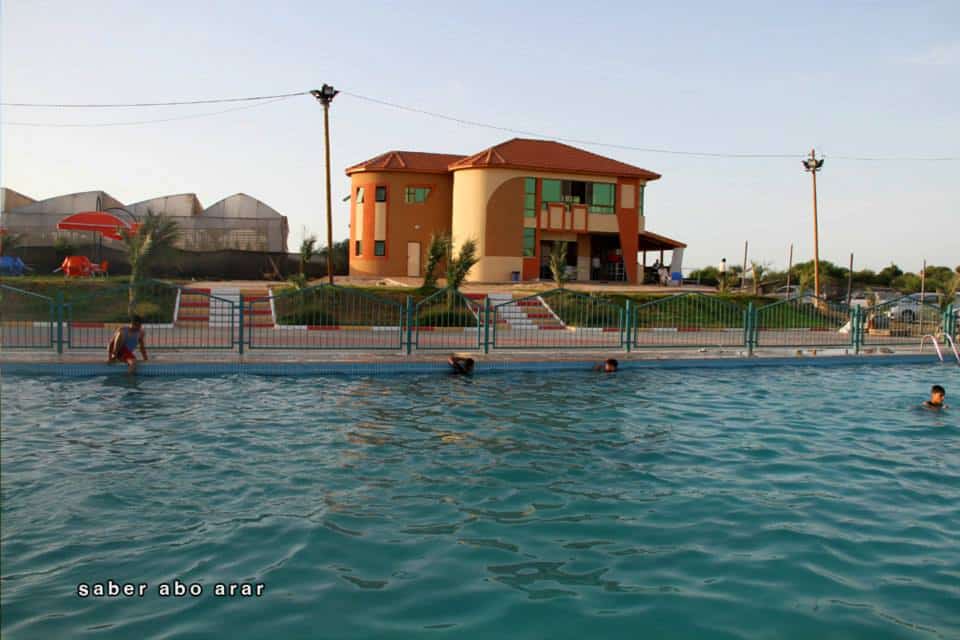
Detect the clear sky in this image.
<box><xmin>2</xmin><ymin>0</ymin><xmax>957</xmax><ymax>271</ymax></box>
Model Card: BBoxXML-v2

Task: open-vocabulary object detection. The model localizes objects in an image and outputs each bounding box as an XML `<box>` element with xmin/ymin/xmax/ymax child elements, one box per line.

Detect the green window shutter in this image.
<box><xmin>541</xmin><ymin>179</ymin><xmax>562</xmax><ymax>203</ymax></box>
<box><xmin>638</xmin><ymin>184</ymin><xmax>645</xmax><ymax>216</ymax></box>
<box><xmin>522</xmin><ymin>228</ymin><xmax>536</xmax><ymax>257</ymax></box>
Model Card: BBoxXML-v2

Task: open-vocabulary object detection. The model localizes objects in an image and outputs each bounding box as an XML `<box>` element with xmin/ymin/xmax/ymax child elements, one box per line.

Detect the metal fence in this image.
<box><xmin>64</xmin><ymin>280</ymin><xmax>236</xmax><ymax>350</ymax></box>
<box><xmin>631</xmin><ymin>292</ymin><xmax>745</xmax><ymax>350</ymax></box>
<box><xmin>0</xmin><ymin>284</ymin><xmax>57</xmax><ymax>349</ymax></box>
<box><xmin>1</xmin><ymin>281</ymin><xmax>955</xmax><ymax>355</ymax></box>
<box><xmin>412</xmin><ymin>288</ymin><xmax>481</xmax><ymax>351</ymax></box>
<box><xmin>493</xmin><ymin>289</ymin><xmax>624</xmax><ymax>350</ymax></box>
<box><xmin>247</xmin><ymin>284</ymin><xmax>404</xmax><ymax>351</ymax></box>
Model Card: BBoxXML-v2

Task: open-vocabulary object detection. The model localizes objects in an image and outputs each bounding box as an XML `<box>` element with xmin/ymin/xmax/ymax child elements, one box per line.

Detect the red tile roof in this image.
<box><xmin>448</xmin><ymin>138</ymin><xmax>661</xmax><ymax>180</ymax></box>
<box><xmin>345</xmin><ymin>151</ymin><xmax>466</xmax><ymax>176</ymax></box>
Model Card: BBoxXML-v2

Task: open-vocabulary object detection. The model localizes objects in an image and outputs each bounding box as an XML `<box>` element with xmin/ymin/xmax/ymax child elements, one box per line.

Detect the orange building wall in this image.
<box><xmin>348</xmin><ymin>171</ymin><xmax>454</xmax><ymax>278</ymax></box>
<box><xmin>484</xmin><ymin>177</ymin><xmax>525</xmax><ymax>256</ymax></box>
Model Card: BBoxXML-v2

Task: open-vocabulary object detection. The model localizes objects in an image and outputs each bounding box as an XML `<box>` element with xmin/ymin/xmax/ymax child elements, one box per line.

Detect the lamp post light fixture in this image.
<box><xmin>802</xmin><ymin>149</ymin><xmax>825</xmax><ymax>301</ymax></box>
<box><xmin>311</xmin><ymin>84</ymin><xmax>339</xmax><ymax>285</ymax></box>
<box><xmin>719</xmin><ymin>257</ymin><xmax>727</xmax><ymax>293</ymax></box>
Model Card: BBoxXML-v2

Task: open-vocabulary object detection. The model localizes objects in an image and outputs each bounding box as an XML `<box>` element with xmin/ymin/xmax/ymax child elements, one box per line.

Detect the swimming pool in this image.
<box><xmin>2</xmin><ymin>364</ymin><xmax>957</xmax><ymax>639</ymax></box>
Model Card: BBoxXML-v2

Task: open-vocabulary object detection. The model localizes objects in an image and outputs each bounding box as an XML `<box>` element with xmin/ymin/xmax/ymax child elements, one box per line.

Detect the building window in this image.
<box><xmin>375</xmin><ymin>186</ymin><xmax>387</xmax><ymax>202</ymax></box>
<box><xmin>356</xmin><ymin>187</ymin><xmax>365</xmax><ymax>203</ymax></box>
<box><xmin>355</xmin><ymin>240</ymin><xmax>361</xmax><ymax>256</ymax></box>
<box><xmin>523</xmin><ymin>178</ymin><xmax>536</xmax><ymax>218</ymax></box>
<box><xmin>590</xmin><ymin>183</ymin><xmax>616</xmax><ymax>214</ymax></box>
<box><xmin>541</xmin><ymin>179</ymin><xmax>562</xmax><ymax>204</ymax></box>
<box><xmin>638</xmin><ymin>183</ymin><xmax>645</xmax><ymax>216</ymax></box>
<box><xmin>374</xmin><ymin>240</ymin><xmax>385</xmax><ymax>256</ymax></box>
<box><xmin>523</xmin><ymin>228</ymin><xmax>536</xmax><ymax>257</ymax></box>
<box><xmin>404</xmin><ymin>187</ymin><xmax>431</xmax><ymax>204</ymax></box>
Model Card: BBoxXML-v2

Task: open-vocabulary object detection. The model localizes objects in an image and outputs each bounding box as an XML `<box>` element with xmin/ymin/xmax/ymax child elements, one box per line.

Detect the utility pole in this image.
<box><xmin>802</xmin><ymin>149</ymin><xmax>825</xmax><ymax>300</ymax></box>
<box><xmin>311</xmin><ymin>85</ymin><xmax>339</xmax><ymax>285</ymax></box>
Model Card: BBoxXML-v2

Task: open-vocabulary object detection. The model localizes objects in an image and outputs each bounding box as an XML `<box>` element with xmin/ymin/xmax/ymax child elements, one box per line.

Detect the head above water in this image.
<box><xmin>930</xmin><ymin>385</ymin><xmax>945</xmax><ymax>406</ymax></box>
<box><xmin>604</xmin><ymin>358</ymin><xmax>618</xmax><ymax>373</ymax></box>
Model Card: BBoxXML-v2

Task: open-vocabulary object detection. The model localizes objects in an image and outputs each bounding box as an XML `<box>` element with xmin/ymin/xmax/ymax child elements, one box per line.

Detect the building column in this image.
<box><xmin>615</xmin><ymin>178</ymin><xmax>640</xmax><ymax>283</ymax></box>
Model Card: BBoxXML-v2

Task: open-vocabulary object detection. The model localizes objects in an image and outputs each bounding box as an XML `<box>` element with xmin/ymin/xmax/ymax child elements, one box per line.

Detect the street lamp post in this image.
<box><xmin>719</xmin><ymin>257</ymin><xmax>727</xmax><ymax>293</ymax></box>
<box><xmin>802</xmin><ymin>149</ymin><xmax>824</xmax><ymax>301</ymax></box>
<box><xmin>311</xmin><ymin>84</ymin><xmax>339</xmax><ymax>285</ymax></box>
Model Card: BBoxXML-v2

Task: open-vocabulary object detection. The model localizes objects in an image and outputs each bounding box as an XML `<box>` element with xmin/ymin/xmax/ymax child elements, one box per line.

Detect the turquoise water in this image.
<box><xmin>2</xmin><ymin>365</ymin><xmax>958</xmax><ymax>639</ymax></box>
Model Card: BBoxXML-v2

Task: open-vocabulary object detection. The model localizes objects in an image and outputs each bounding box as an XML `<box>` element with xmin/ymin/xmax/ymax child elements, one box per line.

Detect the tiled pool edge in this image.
<box><xmin>0</xmin><ymin>354</ymin><xmax>945</xmax><ymax>377</ymax></box>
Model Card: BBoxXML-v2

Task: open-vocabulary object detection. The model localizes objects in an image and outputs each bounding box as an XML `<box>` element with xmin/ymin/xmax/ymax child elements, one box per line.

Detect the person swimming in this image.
<box><xmin>108</xmin><ymin>315</ymin><xmax>148</xmax><ymax>374</ymax></box>
<box><xmin>593</xmin><ymin>358</ymin><xmax>618</xmax><ymax>373</ymax></box>
<box><xmin>448</xmin><ymin>355</ymin><xmax>475</xmax><ymax>375</ymax></box>
<box><xmin>922</xmin><ymin>384</ymin><xmax>947</xmax><ymax>410</ymax></box>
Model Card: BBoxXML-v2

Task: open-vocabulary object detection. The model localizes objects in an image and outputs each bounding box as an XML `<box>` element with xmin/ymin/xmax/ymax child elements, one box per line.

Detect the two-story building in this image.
<box><xmin>345</xmin><ymin>138</ymin><xmax>684</xmax><ymax>284</ymax></box>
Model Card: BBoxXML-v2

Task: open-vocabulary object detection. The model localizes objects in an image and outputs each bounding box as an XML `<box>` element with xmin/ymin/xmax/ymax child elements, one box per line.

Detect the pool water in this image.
<box><xmin>2</xmin><ymin>364</ymin><xmax>958</xmax><ymax>639</ymax></box>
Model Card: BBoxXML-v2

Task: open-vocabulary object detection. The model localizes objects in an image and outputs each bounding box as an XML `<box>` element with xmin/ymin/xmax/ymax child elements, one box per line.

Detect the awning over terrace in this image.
<box><xmin>637</xmin><ymin>230</ymin><xmax>686</xmax><ymax>251</ymax></box>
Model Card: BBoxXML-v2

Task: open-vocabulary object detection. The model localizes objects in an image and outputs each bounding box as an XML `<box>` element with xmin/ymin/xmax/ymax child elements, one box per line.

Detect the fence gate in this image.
<box><xmin>492</xmin><ymin>289</ymin><xmax>624</xmax><ymax>350</ymax></box>
<box><xmin>412</xmin><ymin>288</ymin><xmax>481</xmax><ymax>351</ymax></box>
<box><xmin>64</xmin><ymin>280</ymin><xmax>236</xmax><ymax>350</ymax></box>
<box><xmin>248</xmin><ymin>284</ymin><xmax>403</xmax><ymax>350</ymax></box>
<box><xmin>754</xmin><ymin>296</ymin><xmax>852</xmax><ymax>348</ymax></box>
<box><xmin>0</xmin><ymin>284</ymin><xmax>57</xmax><ymax>350</ymax></box>
<box><xmin>632</xmin><ymin>292</ymin><xmax>745</xmax><ymax>350</ymax></box>
<box><xmin>858</xmin><ymin>295</ymin><xmax>945</xmax><ymax>348</ymax></box>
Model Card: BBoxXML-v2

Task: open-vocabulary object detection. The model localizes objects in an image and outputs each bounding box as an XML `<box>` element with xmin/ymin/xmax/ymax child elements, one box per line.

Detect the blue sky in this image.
<box><xmin>2</xmin><ymin>0</ymin><xmax>957</xmax><ymax>271</ymax></box>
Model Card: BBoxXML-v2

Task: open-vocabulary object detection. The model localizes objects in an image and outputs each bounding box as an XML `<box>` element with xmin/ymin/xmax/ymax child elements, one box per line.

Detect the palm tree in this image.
<box><xmin>445</xmin><ymin>237</ymin><xmax>478</xmax><ymax>308</ymax></box>
<box><xmin>421</xmin><ymin>232</ymin><xmax>449</xmax><ymax>290</ymax></box>
<box><xmin>549</xmin><ymin>241</ymin><xmax>570</xmax><ymax>289</ymax></box>
<box><xmin>121</xmin><ymin>212</ymin><xmax>180</xmax><ymax>315</ymax></box>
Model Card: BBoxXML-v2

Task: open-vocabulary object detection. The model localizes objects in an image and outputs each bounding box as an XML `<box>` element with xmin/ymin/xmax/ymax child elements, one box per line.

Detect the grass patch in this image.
<box><xmin>1</xmin><ymin>279</ymin><xmax>178</xmax><ymax>323</ymax></box>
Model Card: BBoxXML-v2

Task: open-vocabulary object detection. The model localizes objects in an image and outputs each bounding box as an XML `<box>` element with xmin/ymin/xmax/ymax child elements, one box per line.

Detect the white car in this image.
<box><xmin>885</xmin><ymin>293</ymin><xmax>942</xmax><ymax>323</ymax></box>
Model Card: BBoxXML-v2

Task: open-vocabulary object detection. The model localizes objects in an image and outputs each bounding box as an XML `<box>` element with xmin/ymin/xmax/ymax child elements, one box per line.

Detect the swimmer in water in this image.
<box><xmin>448</xmin><ymin>355</ymin><xmax>475</xmax><ymax>375</ymax></box>
<box><xmin>593</xmin><ymin>358</ymin><xmax>618</xmax><ymax>373</ymax></box>
<box><xmin>922</xmin><ymin>384</ymin><xmax>947</xmax><ymax>410</ymax></box>
<box><xmin>108</xmin><ymin>314</ymin><xmax>148</xmax><ymax>374</ymax></box>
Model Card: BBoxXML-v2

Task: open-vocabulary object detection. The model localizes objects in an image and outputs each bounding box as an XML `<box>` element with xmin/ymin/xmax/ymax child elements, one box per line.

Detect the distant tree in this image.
<box><xmin>299</xmin><ymin>235</ymin><xmax>317</xmax><ymax>276</ymax></box>
<box><xmin>549</xmin><ymin>241</ymin><xmax>570</xmax><ymax>289</ymax></box>
<box><xmin>750</xmin><ymin>261</ymin><xmax>769</xmax><ymax>295</ymax></box>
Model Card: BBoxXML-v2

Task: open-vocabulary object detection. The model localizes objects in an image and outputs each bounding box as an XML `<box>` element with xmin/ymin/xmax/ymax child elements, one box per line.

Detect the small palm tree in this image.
<box><xmin>299</xmin><ymin>235</ymin><xmax>317</xmax><ymax>277</ymax></box>
<box><xmin>445</xmin><ymin>238</ymin><xmax>478</xmax><ymax>308</ymax></box>
<box><xmin>549</xmin><ymin>241</ymin><xmax>570</xmax><ymax>289</ymax></box>
<box><xmin>0</xmin><ymin>231</ymin><xmax>24</xmax><ymax>256</ymax></box>
<box><xmin>422</xmin><ymin>232</ymin><xmax>449</xmax><ymax>290</ymax></box>
<box><xmin>121</xmin><ymin>212</ymin><xmax>180</xmax><ymax>315</ymax></box>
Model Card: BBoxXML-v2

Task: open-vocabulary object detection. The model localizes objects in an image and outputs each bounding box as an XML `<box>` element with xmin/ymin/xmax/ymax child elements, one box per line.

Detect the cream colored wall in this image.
<box><xmin>374</xmin><ymin>202</ymin><xmax>386</xmax><ymax>241</ymax></box>
<box><xmin>452</xmin><ymin>167</ymin><xmax>628</xmax><ymax>282</ymax></box>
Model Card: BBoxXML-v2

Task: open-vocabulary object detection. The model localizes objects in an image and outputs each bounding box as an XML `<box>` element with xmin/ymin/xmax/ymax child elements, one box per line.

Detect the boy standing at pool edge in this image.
<box><xmin>108</xmin><ymin>315</ymin><xmax>148</xmax><ymax>374</ymax></box>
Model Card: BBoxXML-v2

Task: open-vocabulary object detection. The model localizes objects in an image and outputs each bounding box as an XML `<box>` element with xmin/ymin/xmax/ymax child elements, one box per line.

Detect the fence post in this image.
<box><xmin>624</xmin><ymin>299</ymin><xmax>632</xmax><ymax>353</ymax></box>
<box><xmin>405</xmin><ymin>296</ymin><xmax>413</xmax><ymax>355</ymax></box>
<box><xmin>55</xmin><ymin>291</ymin><xmax>64</xmax><ymax>354</ymax></box>
<box><xmin>852</xmin><ymin>306</ymin><xmax>861</xmax><ymax>355</ymax></box>
<box><xmin>238</xmin><ymin>294</ymin><xmax>245</xmax><ymax>355</ymax></box>
<box><xmin>943</xmin><ymin>304</ymin><xmax>955</xmax><ymax>341</ymax></box>
<box><xmin>745</xmin><ymin>302</ymin><xmax>755</xmax><ymax>356</ymax></box>
<box><xmin>483</xmin><ymin>296</ymin><xmax>491</xmax><ymax>354</ymax></box>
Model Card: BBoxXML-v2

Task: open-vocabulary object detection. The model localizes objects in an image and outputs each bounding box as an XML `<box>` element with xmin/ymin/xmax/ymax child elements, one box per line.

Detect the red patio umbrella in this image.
<box><xmin>57</xmin><ymin>211</ymin><xmax>139</xmax><ymax>241</ymax></box>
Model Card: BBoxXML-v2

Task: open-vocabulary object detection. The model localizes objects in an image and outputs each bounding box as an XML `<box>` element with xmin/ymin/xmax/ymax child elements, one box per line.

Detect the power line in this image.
<box><xmin>2</xmin><ymin>87</ymin><xmax>957</xmax><ymax>161</ymax></box>
<box><xmin>340</xmin><ymin>91</ymin><xmax>959</xmax><ymax>161</ymax></box>
<box><xmin>1</xmin><ymin>96</ymin><xmax>296</xmax><ymax>127</ymax></box>
<box><xmin>0</xmin><ymin>90</ymin><xmax>308</xmax><ymax>108</ymax></box>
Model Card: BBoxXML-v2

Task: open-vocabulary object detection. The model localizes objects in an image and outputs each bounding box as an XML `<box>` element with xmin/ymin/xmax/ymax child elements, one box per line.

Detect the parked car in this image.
<box><xmin>885</xmin><ymin>293</ymin><xmax>942</xmax><ymax>323</ymax></box>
